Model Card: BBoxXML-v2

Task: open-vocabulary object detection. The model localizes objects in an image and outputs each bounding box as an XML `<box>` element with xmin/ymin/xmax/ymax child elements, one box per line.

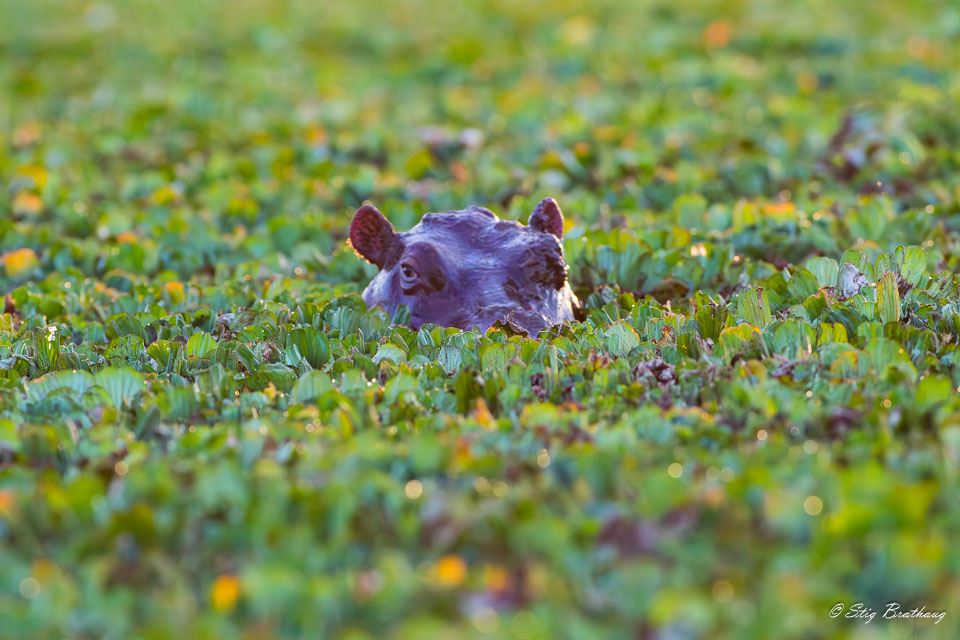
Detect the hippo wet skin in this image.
<box><xmin>349</xmin><ymin>197</ymin><xmax>580</xmax><ymax>334</ymax></box>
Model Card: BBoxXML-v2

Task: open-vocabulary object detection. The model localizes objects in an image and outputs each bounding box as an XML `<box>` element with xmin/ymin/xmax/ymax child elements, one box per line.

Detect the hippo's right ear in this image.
<box><xmin>349</xmin><ymin>204</ymin><xmax>396</xmax><ymax>269</ymax></box>
<box><xmin>528</xmin><ymin>197</ymin><xmax>564</xmax><ymax>239</ymax></box>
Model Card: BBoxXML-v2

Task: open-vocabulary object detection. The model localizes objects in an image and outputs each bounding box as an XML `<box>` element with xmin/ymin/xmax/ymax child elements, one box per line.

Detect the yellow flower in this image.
<box><xmin>164</xmin><ymin>281</ymin><xmax>185</xmax><ymax>305</ymax></box>
<box><xmin>32</xmin><ymin>558</ymin><xmax>58</xmax><ymax>584</ymax></box>
<box><xmin>151</xmin><ymin>186</ymin><xmax>179</xmax><ymax>205</ymax></box>
<box><xmin>432</xmin><ymin>555</ymin><xmax>467</xmax><ymax>588</ymax></box>
<box><xmin>211</xmin><ymin>574</ymin><xmax>240</xmax><ymax>612</ymax></box>
<box><xmin>263</xmin><ymin>382</ymin><xmax>277</xmax><ymax>401</ymax></box>
<box><xmin>561</xmin><ymin>15</ymin><xmax>594</xmax><ymax>45</ymax></box>
<box><xmin>16</xmin><ymin>163</ymin><xmax>48</xmax><ymax>188</ymax></box>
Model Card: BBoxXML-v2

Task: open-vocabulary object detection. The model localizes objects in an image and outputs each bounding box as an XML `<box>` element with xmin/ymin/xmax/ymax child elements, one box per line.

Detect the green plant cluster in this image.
<box><xmin>2</xmin><ymin>0</ymin><xmax>960</xmax><ymax>638</ymax></box>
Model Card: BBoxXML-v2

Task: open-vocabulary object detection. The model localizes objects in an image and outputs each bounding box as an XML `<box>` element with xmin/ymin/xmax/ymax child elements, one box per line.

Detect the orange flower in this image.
<box><xmin>12</xmin><ymin>123</ymin><xmax>41</xmax><ymax>148</ymax></box>
<box><xmin>0</xmin><ymin>489</ymin><xmax>14</xmax><ymax>514</ymax></box>
<box><xmin>12</xmin><ymin>192</ymin><xmax>43</xmax><ymax>215</ymax></box>
<box><xmin>702</xmin><ymin>20</ymin><xmax>732</xmax><ymax>49</ymax></box>
<box><xmin>2</xmin><ymin>248</ymin><xmax>39</xmax><ymax>277</ymax></box>
<box><xmin>473</xmin><ymin>397</ymin><xmax>495</xmax><ymax>430</ymax></box>
<box><xmin>796</xmin><ymin>71</ymin><xmax>818</xmax><ymax>93</ymax></box>
<box><xmin>762</xmin><ymin>201</ymin><xmax>796</xmax><ymax>216</ymax></box>
<box><xmin>483</xmin><ymin>565</ymin><xmax>510</xmax><ymax>592</ymax></box>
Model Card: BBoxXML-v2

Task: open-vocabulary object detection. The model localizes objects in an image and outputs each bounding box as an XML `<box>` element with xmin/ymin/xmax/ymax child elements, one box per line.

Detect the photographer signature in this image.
<box><xmin>830</xmin><ymin>602</ymin><xmax>945</xmax><ymax>624</ymax></box>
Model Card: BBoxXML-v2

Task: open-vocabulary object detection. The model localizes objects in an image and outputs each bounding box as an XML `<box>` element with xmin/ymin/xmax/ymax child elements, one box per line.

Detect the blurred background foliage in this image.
<box><xmin>2</xmin><ymin>0</ymin><xmax>960</xmax><ymax>638</ymax></box>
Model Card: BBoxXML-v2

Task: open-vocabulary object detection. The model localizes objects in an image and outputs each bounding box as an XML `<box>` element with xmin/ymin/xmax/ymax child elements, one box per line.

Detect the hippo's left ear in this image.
<box><xmin>528</xmin><ymin>197</ymin><xmax>564</xmax><ymax>239</ymax></box>
<box><xmin>350</xmin><ymin>204</ymin><xmax>397</xmax><ymax>269</ymax></box>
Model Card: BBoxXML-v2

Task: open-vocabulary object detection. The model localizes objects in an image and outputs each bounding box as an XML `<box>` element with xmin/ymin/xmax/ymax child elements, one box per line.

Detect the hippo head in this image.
<box><xmin>349</xmin><ymin>197</ymin><xmax>579</xmax><ymax>335</ymax></box>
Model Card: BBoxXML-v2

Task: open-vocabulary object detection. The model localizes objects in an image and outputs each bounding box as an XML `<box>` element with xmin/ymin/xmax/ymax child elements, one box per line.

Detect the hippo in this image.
<box><xmin>349</xmin><ymin>197</ymin><xmax>580</xmax><ymax>334</ymax></box>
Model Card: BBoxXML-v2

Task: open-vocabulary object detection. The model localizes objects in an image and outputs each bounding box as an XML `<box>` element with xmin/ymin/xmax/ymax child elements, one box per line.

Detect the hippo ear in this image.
<box><xmin>349</xmin><ymin>204</ymin><xmax>396</xmax><ymax>269</ymax></box>
<box><xmin>528</xmin><ymin>197</ymin><xmax>564</xmax><ymax>239</ymax></box>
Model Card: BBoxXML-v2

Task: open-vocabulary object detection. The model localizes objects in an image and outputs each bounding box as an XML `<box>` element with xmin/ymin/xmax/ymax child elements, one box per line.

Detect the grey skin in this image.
<box><xmin>349</xmin><ymin>197</ymin><xmax>580</xmax><ymax>335</ymax></box>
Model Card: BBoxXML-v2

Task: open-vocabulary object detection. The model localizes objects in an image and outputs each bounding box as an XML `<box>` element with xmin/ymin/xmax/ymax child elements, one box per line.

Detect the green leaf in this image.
<box><xmin>877</xmin><ymin>271</ymin><xmax>901</xmax><ymax>323</ymax></box>
<box><xmin>480</xmin><ymin>343</ymin><xmax>509</xmax><ymax>371</ymax></box>
<box><xmin>719</xmin><ymin>324</ymin><xmax>762</xmax><ymax>362</ymax></box>
<box><xmin>737</xmin><ymin>287</ymin><xmax>772</xmax><ymax>329</ymax></box>
<box><xmin>916</xmin><ymin>376</ymin><xmax>952</xmax><ymax>413</ymax></box>
<box><xmin>604</xmin><ymin>321</ymin><xmax>641</xmax><ymax>357</ymax></box>
<box><xmin>806</xmin><ymin>257</ymin><xmax>839</xmax><ymax>288</ymax></box>
<box><xmin>384</xmin><ymin>372</ymin><xmax>419</xmax><ymax>405</ymax></box>
<box><xmin>186</xmin><ymin>332</ymin><xmax>218</xmax><ymax>358</ymax></box>
<box><xmin>818</xmin><ymin>322</ymin><xmax>848</xmax><ymax>345</ymax></box>
<box><xmin>695</xmin><ymin>303</ymin><xmax>727</xmax><ymax>342</ymax></box>
<box><xmin>291</xmin><ymin>370</ymin><xmax>334</xmax><ymax>403</ymax></box>
<box><xmin>94</xmin><ymin>367</ymin><xmax>145</xmax><ymax>409</ymax></box>
<box><xmin>27</xmin><ymin>370</ymin><xmax>94</xmax><ymax>402</ymax></box>
<box><xmin>672</xmin><ymin>193</ymin><xmax>707</xmax><ymax>228</ymax></box>
<box><xmin>246</xmin><ymin>363</ymin><xmax>297</xmax><ymax>392</ymax></box>
<box><xmin>875</xmin><ymin>252</ymin><xmax>895</xmax><ymax>278</ymax></box>
<box><xmin>0</xmin><ymin>418</ymin><xmax>18</xmax><ymax>449</ymax></box>
<box><xmin>147</xmin><ymin>339</ymin><xmax>184</xmax><ymax>374</ymax></box>
<box><xmin>162</xmin><ymin>386</ymin><xmax>201</xmax><ymax>421</ymax></box>
<box><xmin>106</xmin><ymin>334</ymin><xmax>146</xmax><ymax>368</ymax></box>
<box><xmin>107</xmin><ymin>313</ymin><xmax>147</xmax><ymax>341</ymax></box>
<box><xmin>786</xmin><ymin>269</ymin><xmax>820</xmax><ymax>303</ymax></box>
<box><xmin>772</xmin><ymin>319</ymin><xmax>815</xmax><ymax>359</ymax></box>
<box><xmin>454</xmin><ymin>369</ymin><xmax>483</xmax><ymax>413</ymax></box>
<box><xmin>848</xmin><ymin>196</ymin><xmax>893</xmax><ymax>242</ymax></box>
<box><xmin>135</xmin><ymin>404</ymin><xmax>162</xmax><ymax>438</ymax></box>
<box><xmin>895</xmin><ymin>245</ymin><xmax>927</xmax><ymax>288</ymax></box>
<box><xmin>803</xmin><ymin>291</ymin><xmax>830</xmax><ymax>321</ymax></box>
<box><xmin>287</xmin><ymin>327</ymin><xmax>330</xmax><ymax>368</ymax></box>
<box><xmin>372</xmin><ymin>343</ymin><xmax>407</xmax><ymax>365</ymax></box>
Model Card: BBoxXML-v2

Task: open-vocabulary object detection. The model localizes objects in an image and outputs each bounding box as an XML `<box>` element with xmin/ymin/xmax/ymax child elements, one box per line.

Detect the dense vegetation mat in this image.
<box><xmin>2</xmin><ymin>0</ymin><xmax>960</xmax><ymax>637</ymax></box>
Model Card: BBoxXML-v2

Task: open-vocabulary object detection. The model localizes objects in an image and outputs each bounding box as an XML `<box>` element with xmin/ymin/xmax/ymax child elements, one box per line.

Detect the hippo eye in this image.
<box><xmin>399</xmin><ymin>261</ymin><xmax>420</xmax><ymax>293</ymax></box>
<box><xmin>398</xmin><ymin>243</ymin><xmax>447</xmax><ymax>294</ymax></box>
